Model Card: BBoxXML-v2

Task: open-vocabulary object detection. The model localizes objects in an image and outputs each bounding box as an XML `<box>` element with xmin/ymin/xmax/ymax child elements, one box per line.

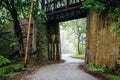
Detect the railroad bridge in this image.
<box><xmin>41</xmin><ymin>0</ymin><xmax>87</xmax><ymax>22</ymax></box>
<box><xmin>34</xmin><ymin>0</ymin><xmax>120</xmax><ymax>67</ymax></box>
<box><xmin>38</xmin><ymin>0</ymin><xmax>87</xmax><ymax>60</ymax></box>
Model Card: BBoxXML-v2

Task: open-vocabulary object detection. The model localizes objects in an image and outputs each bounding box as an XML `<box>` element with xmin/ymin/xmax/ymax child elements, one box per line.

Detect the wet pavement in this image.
<box><xmin>27</xmin><ymin>54</ymin><xmax>97</xmax><ymax>80</ymax></box>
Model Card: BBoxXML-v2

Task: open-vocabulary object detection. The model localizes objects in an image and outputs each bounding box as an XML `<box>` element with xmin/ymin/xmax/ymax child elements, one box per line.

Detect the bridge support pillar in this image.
<box><xmin>47</xmin><ymin>22</ymin><xmax>61</xmax><ymax>61</ymax></box>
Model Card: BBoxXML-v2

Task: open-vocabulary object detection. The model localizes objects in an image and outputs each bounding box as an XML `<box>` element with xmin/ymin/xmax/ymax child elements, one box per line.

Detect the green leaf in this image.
<box><xmin>0</xmin><ymin>55</ymin><xmax>11</xmax><ymax>66</ymax></box>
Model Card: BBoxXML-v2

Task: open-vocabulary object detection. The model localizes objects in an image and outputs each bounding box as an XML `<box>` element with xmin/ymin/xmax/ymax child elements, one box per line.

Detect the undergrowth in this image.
<box><xmin>71</xmin><ymin>53</ymin><xmax>85</xmax><ymax>59</ymax></box>
<box><xmin>0</xmin><ymin>55</ymin><xmax>23</xmax><ymax>77</ymax></box>
<box><xmin>0</xmin><ymin>55</ymin><xmax>11</xmax><ymax>66</ymax></box>
<box><xmin>86</xmin><ymin>63</ymin><xmax>120</xmax><ymax>80</ymax></box>
<box><xmin>86</xmin><ymin>63</ymin><xmax>115</xmax><ymax>72</ymax></box>
<box><xmin>108</xmin><ymin>75</ymin><xmax>120</xmax><ymax>80</ymax></box>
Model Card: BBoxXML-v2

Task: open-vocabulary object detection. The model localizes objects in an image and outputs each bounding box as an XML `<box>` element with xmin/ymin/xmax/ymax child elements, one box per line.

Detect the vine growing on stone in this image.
<box><xmin>83</xmin><ymin>0</ymin><xmax>120</xmax><ymax>35</ymax></box>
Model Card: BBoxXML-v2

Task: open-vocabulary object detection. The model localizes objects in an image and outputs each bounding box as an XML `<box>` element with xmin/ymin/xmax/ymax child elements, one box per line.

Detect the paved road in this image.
<box><xmin>27</xmin><ymin>54</ymin><xmax>97</xmax><ymax>80</ymax></box>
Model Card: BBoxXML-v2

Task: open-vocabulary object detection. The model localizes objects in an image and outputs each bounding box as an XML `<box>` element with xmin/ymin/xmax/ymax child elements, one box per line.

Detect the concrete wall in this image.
<box><xmin>86</xmin><ymin>11</ymin><xmax>120</xmax><ymax>67</ymax></box>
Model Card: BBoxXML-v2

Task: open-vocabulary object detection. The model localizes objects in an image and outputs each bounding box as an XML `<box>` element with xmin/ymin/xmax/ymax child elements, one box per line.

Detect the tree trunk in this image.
<box><xmin>10</xmin><ymin>0</ymin><xmax>24</xmax><ymax>56</ymax></box>
<box><xmin>81</xmin><ymin>35</ymin><xmax>83</xmax><ymax>53</ymax></box>
<box><xmin>78</xmin><ymin>35</ymin><xmax>81</xmax><ymax>55</ymax></box>
<box><xmin>24</xmin><ymin>0</ymin><xmax>34</xmax><ymax>67</ymax></box>
<box><xmin>13</xmin><ymin>17</ymin><xmax>24</xmax><ymax>55</ymax></box>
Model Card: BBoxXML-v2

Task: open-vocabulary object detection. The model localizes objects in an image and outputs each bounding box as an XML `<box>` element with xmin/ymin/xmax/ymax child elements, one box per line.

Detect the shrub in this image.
<box><xmin>0</xmin><ymin>55</ymin><xmax>11</xmax><ymax>66</ymax></box>
<box><xmin>108</xmin><ymin>75</ymin><xmax>120</xmax><ymax>80</ymax></box>
<box><xmin>86</xmin><ymin>63</ymin><xmax>115</xmax><ymax>72</ymax></box>
<box><xmin>0</xmin><ymin>64</ymin><xmax>23</xmax><ymax>77</ymax></box>
<box><xmin>0</xmin><ymin>55</ymin><xmax>23</xmax><ymax>77</ymax></box>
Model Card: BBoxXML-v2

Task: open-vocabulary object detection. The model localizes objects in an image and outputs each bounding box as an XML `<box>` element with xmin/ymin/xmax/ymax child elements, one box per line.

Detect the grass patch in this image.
<box><xmin>107</xmin><ymin>75</ymin><xmax>120</xmax><ymax>80</ymax></box>
<box><xmin>71</xmin><ymin>53</ymin><xmax>85</xmax><ymax>59</ymax></box>
<box><xmin>85</xmin><ymin>63</ymin><xmax>120</xmax><ymax>80</ymax></box>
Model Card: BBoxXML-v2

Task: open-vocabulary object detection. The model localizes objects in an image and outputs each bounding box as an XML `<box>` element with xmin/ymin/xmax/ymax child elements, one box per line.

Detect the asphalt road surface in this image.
<box><xmin>27</xmin><ymin>54</ymin><xmax>97</xmax><ymax>80</ymax></box>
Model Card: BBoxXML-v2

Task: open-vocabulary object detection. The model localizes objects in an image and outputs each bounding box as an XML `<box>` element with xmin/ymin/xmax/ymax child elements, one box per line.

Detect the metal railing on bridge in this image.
<box><xmin>41</xmin><ymin>0</ymin><xmax>85</xmax><ymax>12</ymax></box>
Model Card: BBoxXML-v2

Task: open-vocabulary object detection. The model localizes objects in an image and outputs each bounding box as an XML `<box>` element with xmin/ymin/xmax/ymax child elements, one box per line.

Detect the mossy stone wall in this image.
<box><xmin>86</xmin><ymin>11</ymin><xmax>119</xmax><ymax>67</ymax></box>
<box><xmin>35</xmin><ymin>20</ymin><xmax>48</xmax><ymax>59</ymax></box>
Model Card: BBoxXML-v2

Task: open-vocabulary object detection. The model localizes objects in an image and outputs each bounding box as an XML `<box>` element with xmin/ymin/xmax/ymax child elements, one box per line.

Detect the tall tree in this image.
<box><xmin>60</xmin><ymin>18</ymin><xmax>86</xmax><ymax>54</ymax></box>
<box><xmin>0</xmin><ymin>0</ymin><xmax>46</xmax><ymax>56</ymax></box>
<box><xmin>0</xmin><ymin>0</ymin><xmax>26</xmax><ymax>55</ymax></box>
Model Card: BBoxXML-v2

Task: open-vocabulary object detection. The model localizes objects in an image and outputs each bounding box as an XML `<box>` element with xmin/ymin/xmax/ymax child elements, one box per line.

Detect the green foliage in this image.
<box><xmin>0</xmin><ymin>38</ymin><xmax>4</xmax><ymax>42</ymax></box>
<box><xmin>107</xmin><ymin>67</ymin><xmax>116</xmax><ymax>72</ymax></box>
<box><xmin>0</xmin><ymin>0</ymin><xmax>47</xmax><ymax>58</ymax></box>
<box><xmin>71</xmin><ymin>53</ymin><xmax>85</xmax><ymax>59</ymax></box>
<box><xmin>86</xmin><ymin>63</ymin><xmax>115</xmax><ymax>72</ymax></box>
<box><xmin>0</xmin><ymin>55</ymin><xmax>11</xmax><ymax>66</ymax></box>
<box><xmin>0</xmin><ymin>64</ymin><xmax>23</xmax><ymax>77</ymax></box>
<box><xmin>111</xmin><ymin>17</ymin><xmax>120</xmax><ymax>36</ymax></box>
<box><xmin>0</xmin><ymin>0</ymin><xmax>47</xmax><ymax>26</ymax></box>
<box><xmin>110</xmin><ymin>7</ymin><xmax>120</xmax><ymax>36</ymax></box>
<box><xmin>116</xmin><ymin>21</ymin><xmax>120</xmax><ymax>36</ymax></box>
<box><xmin>0</xmin><ymin>55</ymin><xmax>23</xmax><ymax>77</ymax></box>
<box><xmin>0</xmin><ymin>31</ymin><xmax>18</xmax><ymax>57</ymax></box>
<box><xmin>83</xmin><ymin>0</ymin><xmax>120</xmax><ymax>36</ymax></box>
<box><xmin>60</xmin><ymin>18</ymin><xmax>86</xmax><ymax>54</ymax></box>
<box><xmin>9</xmin><ymin>42</ymin><xmax>18</xmax><ymax>48</ymax></box>
<box><xmin>33</xmin><ymin>1</ymin><xmax>47</xmax><ymax>21</ymax></box>
<box><xmin>83</xmin><ymin>0</ymin><xmax>105</xmax><ymax>11</ymax></box>
<box><xmin>110</xmin><ymin>8</ymin><xmax>120</xmax><ymax>19</ymax></box>
<box><xmin>35</xmin><ymin>9</ymin><xmax>47</xmax><ymax>21</ymax></box>
<box><xmin>9</xmin><ymin>42</ymin><xmax>19</xmax><ymax>51</ymax></box>
<box><xmin>108</xmin><ymin>75</ymin><xmax>120</xmax><ymax>80</ymax></box>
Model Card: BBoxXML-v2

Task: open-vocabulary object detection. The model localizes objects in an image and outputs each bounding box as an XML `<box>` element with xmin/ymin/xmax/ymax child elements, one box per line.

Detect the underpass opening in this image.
<box><xmin>59</xmin><ymin>18</ymin><xmax>87</xmax><ymax>61</ymax></box>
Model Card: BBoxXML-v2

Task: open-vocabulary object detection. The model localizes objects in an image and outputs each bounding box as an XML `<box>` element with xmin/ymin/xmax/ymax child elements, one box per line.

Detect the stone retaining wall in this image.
<box><xmin>35</xmin><ymin>20</ymin><xmax>48</xmax><ymax>59</ymax></box>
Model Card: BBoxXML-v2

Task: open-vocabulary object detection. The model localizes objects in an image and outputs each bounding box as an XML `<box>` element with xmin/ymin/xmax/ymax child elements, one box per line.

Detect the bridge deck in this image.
<box><xmin>41</xmin><ymin>0</ymin><xmax>87</xmax><ymax>22</ymax></box>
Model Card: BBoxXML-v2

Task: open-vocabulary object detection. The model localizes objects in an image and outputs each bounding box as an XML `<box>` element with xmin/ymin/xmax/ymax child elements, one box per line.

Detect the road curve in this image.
<box><xmin>27</xmin><ymin>54</ymin><xmax>97</xmax><ymax>80</ymax></box>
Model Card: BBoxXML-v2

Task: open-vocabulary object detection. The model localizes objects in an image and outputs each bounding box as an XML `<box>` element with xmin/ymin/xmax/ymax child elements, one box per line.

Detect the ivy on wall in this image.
<box><xmin>83</xmin><ymin>0</ymin><xmax>105</xmax><ymax>11</ymax></box>
<box><xmin>83</xmin><ymin>0</ymin><xmax>120</xmax><ymax>35</ymax></box>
